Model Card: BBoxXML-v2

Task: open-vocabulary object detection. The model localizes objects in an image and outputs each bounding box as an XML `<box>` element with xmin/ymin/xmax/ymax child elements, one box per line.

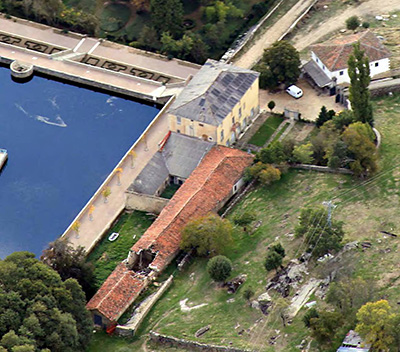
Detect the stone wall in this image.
<box><xmin>291</xmin><ymin>164</ymin><xmax>354</xmax><ymax>175</ymax></box>
<box><xmin>116</xmin><ymin>275</ymin><xmax>173</xmax><ymax>336</ymax></box>
<box><xmin>125</xmin><ymin>191</ymin><xmax>169</xmax><ymax>214</ymax></box>
<box><xmin>149</xmin><ymin>331</ymin><xmax>252</xmax><ymax>352</ymax></box>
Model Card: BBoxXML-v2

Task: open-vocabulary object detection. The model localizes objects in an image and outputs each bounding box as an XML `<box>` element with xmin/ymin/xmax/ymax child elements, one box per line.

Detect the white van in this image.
<box><xmin>285</xmin><ymin>85</ymin><xmax>303</xmax><ymax>99</ymax></box>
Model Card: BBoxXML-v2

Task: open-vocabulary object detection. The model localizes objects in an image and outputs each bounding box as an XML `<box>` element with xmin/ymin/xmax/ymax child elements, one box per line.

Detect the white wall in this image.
<box><xmin>311</xmin><ymin>52</ymin><xmax>391</xmax><ymax>85</ymax></box>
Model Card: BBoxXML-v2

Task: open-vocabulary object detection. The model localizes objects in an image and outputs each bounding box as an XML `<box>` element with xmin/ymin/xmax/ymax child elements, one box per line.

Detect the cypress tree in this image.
<box><xmin>348</xmin><ymin>42</ymin><xmax>374</xmax><ymax>126</ymax></box>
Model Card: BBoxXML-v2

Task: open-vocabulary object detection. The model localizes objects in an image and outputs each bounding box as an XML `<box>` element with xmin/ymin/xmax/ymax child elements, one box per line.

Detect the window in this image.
<box><xmin>199</xmin><ymin>123</ymin><xmax>204</xmax><ymax>127</ymax></box>
<box><xmin>232</xmin><ymin>116</ymin><xmax>235</xmax><ymax>124</ymax></box>
<box><xmin>177</xmin><ymin>116</ymin><xmax>181</xmax><ymax>125</ymax></box>
<box><xmin>220</xmin><ymin>129</ymin><xmax>224</xmax><ymax>142</ymax></box>
<box><xmin>208</xmin><ymin>136</ymin><xmax>213</xmax><ymax>141</ymax></box>
<box><xmin>323</xmin><ymin>65</ymin><xmax>326</xmax><ymax>70</ymax></box>
<box><xmin>375</xmin><ymin>62</ymin><xmax>379</xmax><ymax>67</ymax></box>
<box><xmin>233</xmin><ymin>184</ymin><xmax>238</xmax><ymax>193</ymax></box>
<box><xmin>340</xmin><ymin>71</ymin><xmax>344</xmax><ymax>76</ymax></box>
<box><xmin>239</xmin><ymin>107</ymin><xmax>242</xmax><ymax>118</ymax></box>
<box><xmin>316</xmin><ymin>58</ymin><xmax>319</xmax><ymax>63</ymax></box>
<box><xmin>177</xmin><ymin>129</ymin><xmax>180</xmax><ymax>133</ymax></box>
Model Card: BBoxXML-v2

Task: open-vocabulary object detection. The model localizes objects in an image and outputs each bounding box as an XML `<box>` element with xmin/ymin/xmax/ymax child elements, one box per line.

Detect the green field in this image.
<box><xmin>248</xmin><ymin>114</ymin><xmax>285</xmax><ymax>146</ymax></box>
<box><xmin>87</xmin><ymin>211</ymin><xmax>154</xmax><ymax>289</ymax></box>
<box><xmin>87</xmin><ymin>93</ymin><xmax>400</xmax><ymax>351</ymax></box>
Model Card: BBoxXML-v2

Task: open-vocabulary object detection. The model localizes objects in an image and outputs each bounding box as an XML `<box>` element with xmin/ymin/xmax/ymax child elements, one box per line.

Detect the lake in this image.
<box><xmin>0</xmin><ymin>68</ymin><xmax>159</xmax><ymax>258</ymax></box>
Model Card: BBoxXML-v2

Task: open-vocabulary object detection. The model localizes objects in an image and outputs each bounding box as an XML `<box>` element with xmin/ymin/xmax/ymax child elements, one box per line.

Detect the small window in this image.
<box><xmin>340</xmin><ymin>71</ymin><xmax>344</xmax><ymax>76</ymax></box>
<box><xmin>323</xmin><ymin>65</ymin><xmax>326</xmax><ymax>70</ymax></box>
<box><xmin>177</xmin><ymin>129</ymin><xmax>180</xmax><ymax>133</ymax></box>
<box><xmin>199</xmin><ymin>123</ymin><xmax>204</xmax><ymax>127</ymax></box>
<box><xmin>233</xmin><ymin>184</ymin><xmax>238</xmax><ymax>193</ymax></box>
<box><xmin>375</xmin><ymin>62</ymin><xmax>379</xmax><ymax>67</ymax></box>
<box><xmin>316</xmin><ymin>58</ymin><xmax>319</xmax><ymax>63</ymax></box>
<box><xmin>239</xmin><ymin>107</ymin><xmax>242</xmax><ymax>118</ymax></box>
<box><xmin>208</xmin><ymin>136</ymin><xmax>213</xmax><ymax>141</ymax></box>
<box><xmin>232</xmin><ymin>116</ymin><xmax>235</xmax><ymax>124</ymax></box>
<box><xmin>220</xmin><ymin>129</ymin><xmax>224</xmax><ymax>141</ymax></box>
<box><xmin>177</xmin><ymin>116</ymin><xmax>181</xmax><ymax>125</ymax></box>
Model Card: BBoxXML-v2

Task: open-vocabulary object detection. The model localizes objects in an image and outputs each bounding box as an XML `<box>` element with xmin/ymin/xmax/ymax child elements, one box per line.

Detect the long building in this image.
<box><xmin>86</xmin><ymin>146</ymin><xmax>253</xmax><ymax>327</ymax></box>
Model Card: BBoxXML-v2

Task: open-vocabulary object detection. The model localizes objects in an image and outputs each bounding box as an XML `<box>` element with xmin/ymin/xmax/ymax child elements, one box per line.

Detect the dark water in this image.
<box><xmin>0</xmin><ymin>68</ymin><xmax>159</xmax><ymax>258</ymax></box>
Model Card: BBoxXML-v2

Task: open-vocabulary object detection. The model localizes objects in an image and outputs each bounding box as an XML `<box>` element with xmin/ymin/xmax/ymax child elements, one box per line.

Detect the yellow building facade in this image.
<box><xmin>167</xmin><ymin>60</ymin><xmax>260</xmax><ymax>146</ymax></box>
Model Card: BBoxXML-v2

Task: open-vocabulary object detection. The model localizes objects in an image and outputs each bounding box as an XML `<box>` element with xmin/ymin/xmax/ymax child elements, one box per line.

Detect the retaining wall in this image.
<box><xmin>116</xmin><ymin>275</ymin><xmax>173</xmax><ymax>336</ymax></box>
<box><xmin>125</xmin><ymin>192</ymin><xmax>169</xmax><ymax>214</ymax></box>
<box><xmin>291</xmin><ymin>164</ymin><xmax>353</xmax><ymax>175</ymax></box>
<box><xmin>149</xmin><ymin>331</ymin><xmax>252</xmax><ymax>352</ymax></box>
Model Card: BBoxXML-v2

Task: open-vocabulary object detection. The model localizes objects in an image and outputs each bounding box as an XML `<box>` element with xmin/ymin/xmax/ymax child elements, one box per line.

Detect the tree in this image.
<box><xmin>264</xmin><ymin>250</ymin><xmax>282</xmax><ymax>272</ymax></box>
<box><xmin>257</xmin><ymin>41</ymin><xmax>301</xmax><ymax>89</ymax></box>
<box><xmin>180</xmin><ymin>214</ymin><xmax>233</xmax><ymax>256</ymax></box>
<box><xmin>207</xmin><ymin>255</ymin><xmax>232</xmax><ymax>282</ymax></box>
<box><xmin>0</xmin><ymin>252</ymin><xmax>92</xmax><ymax>352</ymax></box>
<box><xmin>303</xmin><ymin>307</ymin><xmax>319</xmax><ymax>327</ymax></box>
<box><xmin>293</xmin><ymin>143</ymin><xmax>314</xmax><ymax>164</ymax></box>
<box><xmin>233</xmin><ymin>211</ymin><xmax>255</xmax><ymax>231</ymax></box>
<box><xmin>295</xmin><ymin>206</ymin><xmax>344</xmax><ymax>257</ymax></box>
<box><xmin>137</xmin><ymin>26</ymin><xmax>159</xmax><ymax>51</ymax></box>
<box><xmin>41</xmin><ymin>238</ymin><xmax>95</xmax><ymax>298</ymax></box>
<box><xmin>356</xmin><ymin>300</ymin><xmax>395</xmax><ymax>351</ymax></box>
<box><xmin>346</xmin><ymin>15</ymin><xmax>360</xmax><ymax>30</ymax></box>
<box><xmin>246</xmin><ymin>162</ymin><xmax>281</xmax><ymax>185</ymax></box>
<box><xmin>316</xmin><ymin>106</ymin><xmax>335</xmax><ymax>128</ymax></box>
<box><xmin>150</xmin><ymin>0</ymin><xmax>183</xmax><ymax>36</ymax></box>
<box><xmin>326</xmin><ymin>278</ymin><xmax>376</xmax><ymax>318</ymax></box>
<box><xmin>258</xmin><ymin>141</ymin><xmax>285</xmax><ymax>164</ymax></box>
<box><xmin>271</xmin><ymin>243</ymin><xmax>285</xmax><ymax>258</ymax></box>
<box><xmin>309</xmin><ymin>310</ymin><xmax>343</xmax><ymax>348</ymax></box>
<box><xmin>258</xmin><ymin>164</ymin><xmax>281</xmax><ymax>185</ymax></box>
<box><xmin>102</xmin><ymin>187</ymin><xmax>111</xmax><ymax>203</ymax></box>
<box><xmin>348</xmin><ymin>42</ymin><xmax>373</xmax><ymax>125</ymax></box>
<box><xmin>268</xmin><ymin>100</ymin><xmax>276</xmax><ymax>112</ymax></box>
<box><xmin>342</xmin><ymin>122</ymin><xmax>378</xmax><ymax>177</ymax></box>
<box><xmin>332</xmin><ymin>110</ymin><xmax>354</xmax><ymax>131</ymax></box>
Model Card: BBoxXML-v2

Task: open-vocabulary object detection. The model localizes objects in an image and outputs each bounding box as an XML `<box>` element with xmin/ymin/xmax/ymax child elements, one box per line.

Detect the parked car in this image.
<box><xmin>285</xmin><ymin>85</ymin><xmax>303</xmax><ymax>99</ymax></box>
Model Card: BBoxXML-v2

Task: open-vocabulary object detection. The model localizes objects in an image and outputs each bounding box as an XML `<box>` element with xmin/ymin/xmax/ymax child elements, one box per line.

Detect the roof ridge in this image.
<box><xmin>331</xmin><ymin>45</ymin><xmax>346</xmax><ymax>71</ymax></box>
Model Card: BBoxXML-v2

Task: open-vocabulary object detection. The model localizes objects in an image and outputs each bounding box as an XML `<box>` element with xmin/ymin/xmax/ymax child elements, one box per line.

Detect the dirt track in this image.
<box><xmin>234</xmin><ymin>0</ymin><xmax>400</xmax><ymax>69</ymax></box>
<box><xmin>233</xmin><ymin>0</ymin><xmax>316</xmax><ymax>69</ymax></box>
<box><xmin>293</xmin><ymin>0</ymin><xmax>400</xmax><ymax>51</ymax></box>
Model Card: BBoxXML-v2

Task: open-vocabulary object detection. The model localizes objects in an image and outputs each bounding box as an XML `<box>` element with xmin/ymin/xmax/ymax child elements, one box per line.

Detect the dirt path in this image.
<box><xmin>293</xmin><ymin>0</ymin><xmax>400</xmax><ymax>51</ymax></box>
<box><xmin>233</xmin><ymin>0</ymin><xmax>316</xmax><ymax>69</ymax></box>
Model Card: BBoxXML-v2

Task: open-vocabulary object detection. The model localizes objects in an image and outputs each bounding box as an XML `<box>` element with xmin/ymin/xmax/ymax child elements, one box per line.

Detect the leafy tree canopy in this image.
<box><xmin>264</xmin><ymin>250</ymin><xmax>283</xmax><ymax>272</ymax></box>
<box><xmin>207</xmin><ymin>255</ymin><xmax>232</xmax><ymax>282</ymax></box>
<box><xmin>150</xmin><ymin>0</ymin><xmax>184</xmax><ymax>36</ymax></box>
<box><xmin>295</xmin><ymin>206</ymin><xmax>344</xmax><ymax>257</ymax></box>
<box><xmin>0</xmin><ymin>252</ymin><xmax>92</xmax><ymax>352</ymax></box>
<box><xmin>180</xmin><ymin>214</ymin><xmax>233</xmax><ymax>256</ymax></box>
<box><xmin>356</xmin><ymin>300</ymin><xmax>395</xmax><ymax>352</ymax></box>
<box><xmin>257</xmin><ymin>41</ymin><xmax>301</xmax><ymax>89</ymax></box>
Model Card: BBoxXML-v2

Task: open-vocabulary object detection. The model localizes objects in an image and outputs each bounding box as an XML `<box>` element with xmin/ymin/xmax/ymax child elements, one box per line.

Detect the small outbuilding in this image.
<box><xmin>337</xmin><ymin>330</ymin><xmax>370</xmax><ymax>352</ymax></box>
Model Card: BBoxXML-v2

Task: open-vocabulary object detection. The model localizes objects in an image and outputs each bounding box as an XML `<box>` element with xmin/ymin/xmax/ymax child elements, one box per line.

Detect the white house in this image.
<box><xmin>304</xmin><ymin>31</ymin><xmax>391</xmax><ymax>88</ymax></box>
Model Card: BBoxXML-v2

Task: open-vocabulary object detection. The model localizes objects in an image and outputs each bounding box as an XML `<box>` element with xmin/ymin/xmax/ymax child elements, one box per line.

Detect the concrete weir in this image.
<box><xmin>10</xmin><ymin>60</ymin><xmax>33</xmax><ymax>79</ymax></box>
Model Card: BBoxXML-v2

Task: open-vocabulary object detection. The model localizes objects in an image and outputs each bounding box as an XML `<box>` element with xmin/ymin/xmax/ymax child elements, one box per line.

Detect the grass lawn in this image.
<box><xmin>248</xmin><ymin>114</ymin><xmax>285</xmax><ymax>146</ymax></box>
<box><xmin>87</xmin><ymin>211</ymin><xmax>154</xmax><ymax>289</ymax></box>
<box><xmin>87</xmin><ymin>94</ymin><xmax>400</xmax><ymax>351</ymax></box>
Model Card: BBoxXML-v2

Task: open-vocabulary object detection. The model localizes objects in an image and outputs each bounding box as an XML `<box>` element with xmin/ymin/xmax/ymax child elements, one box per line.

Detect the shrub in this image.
<box><xmin>264</xmin><ymin>250</ymin><xmax>283</xmax><ymax>272</ymax></box>
<box><xmin>243</xmin><ymin>287</ymin><xmax>255</xmax><ymax>302</ymax></box>
<box><xmin>207</xmin><ymin>255</ymin><xmax>232</xmax><ymax>282</ymax></box>
<box><xmin>303</xmin><ymin>307</ymin><xmax>319</xmax><ymax>327</ymax></box>
<box><xmin>268</xmin><ymin>100</ymin><xmax>276</xmax><ymax>111</ymax></box>
<box><xmin>346</xmin><ymin>16</ymin><xmax>360</xmax><ymax>30</ymax></box>
<box><xmin>233</xmin><ymin>211</ymin><xmax>256</xmax><ymax>227</ymax></box>
<box><xmin>362</xmin><ymin>21</ymin><xmax>370</xmax><ymax>28</ymax></box>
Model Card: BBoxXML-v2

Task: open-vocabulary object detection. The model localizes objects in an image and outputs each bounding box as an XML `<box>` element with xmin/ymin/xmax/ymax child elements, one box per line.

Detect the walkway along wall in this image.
<box><xmin>61</xmin><ymin>96</ymin><xmax>176</xmax><ymax>254</ymax></box>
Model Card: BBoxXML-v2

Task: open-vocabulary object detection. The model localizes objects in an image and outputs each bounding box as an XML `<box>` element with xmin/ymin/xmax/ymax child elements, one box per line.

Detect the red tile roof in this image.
<box><xmin>87</xmin><ymin>145</ymin><xmax>253</xmax><ymax>323</ymax></box>
<box><xmin>86</xmin><ymin>263</ymin><xmax>147</xmax><ymax>322</ymax></box>
<box><xmin>311</xmin><ymin>31</ymin><xmax>391</xmax><ymax>71</ymax></box>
